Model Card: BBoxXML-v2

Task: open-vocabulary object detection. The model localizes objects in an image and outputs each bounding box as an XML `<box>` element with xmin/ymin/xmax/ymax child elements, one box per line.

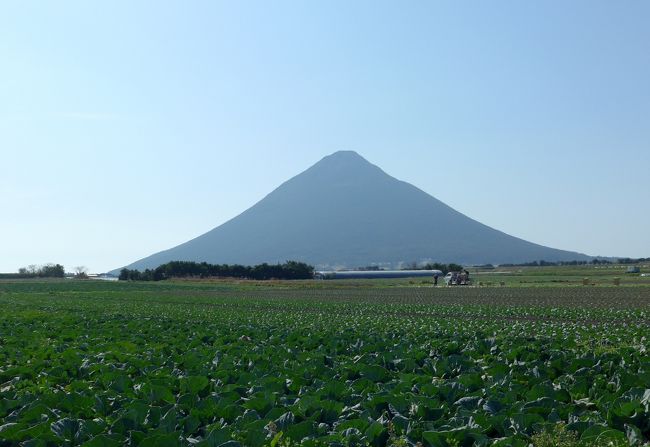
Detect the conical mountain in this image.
<box><xmin>117</xmin><ymin>151</ymin><xmax>589</xmax><ymax>271</ymax></box>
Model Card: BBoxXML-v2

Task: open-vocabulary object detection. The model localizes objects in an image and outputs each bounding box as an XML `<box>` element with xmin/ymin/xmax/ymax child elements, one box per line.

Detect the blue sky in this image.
<box><xmin>1</xmin><ymin>1</ymin><xmax>649</xmax><ymax>273</ymax></box>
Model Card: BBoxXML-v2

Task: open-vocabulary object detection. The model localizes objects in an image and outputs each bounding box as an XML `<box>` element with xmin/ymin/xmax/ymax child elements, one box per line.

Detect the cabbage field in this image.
<box><xmin>1</xmin><ymin>280</ymin><xmax>649</xmax><ymax>446</ymax></box>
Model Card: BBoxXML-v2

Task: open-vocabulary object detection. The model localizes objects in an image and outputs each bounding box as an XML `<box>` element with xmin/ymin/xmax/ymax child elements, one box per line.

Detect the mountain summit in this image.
<box><xmin>117</xmin><ymin>151</ymin><xmax>589</xmax><ymax>271</ymax></box>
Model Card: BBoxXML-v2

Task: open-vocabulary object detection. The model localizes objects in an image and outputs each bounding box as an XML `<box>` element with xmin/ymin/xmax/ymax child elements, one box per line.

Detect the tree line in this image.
<box><xmin>118</xmin><ymin>260</ymin><xmax>315</xmax><ymax>281</ymax></box>
<box><xmin>500</xmin><ymin>258</ymin><xmax>649</xmax><ymax>267</ymax></box>
<box><xmin>2</xmin><ymin>264</ymin><xmax>66</xmax><ymax>279</ymax></box>
<box><xmin>419</xmin><ymin>262</ymin><xmax>465</xmax><ymax>274</ymax></box>
<box><xmin>616</xmin><ymin>257</ymin><xmax>649</xmax><ymax>264</ymax></box>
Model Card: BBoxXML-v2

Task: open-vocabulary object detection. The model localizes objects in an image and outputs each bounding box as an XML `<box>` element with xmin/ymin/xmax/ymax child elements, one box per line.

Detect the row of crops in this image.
<box><xmin>0</xmin><ymin>281</ymin><xmax>649</xmax><ymax>446</ymax></box>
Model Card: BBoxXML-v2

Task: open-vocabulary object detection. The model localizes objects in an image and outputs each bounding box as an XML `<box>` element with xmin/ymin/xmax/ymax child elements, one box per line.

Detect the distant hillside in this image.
<box><xmin>114</xmin><ymin>151</ymin><xmax>590</xmax><ymax>272</ymax></box>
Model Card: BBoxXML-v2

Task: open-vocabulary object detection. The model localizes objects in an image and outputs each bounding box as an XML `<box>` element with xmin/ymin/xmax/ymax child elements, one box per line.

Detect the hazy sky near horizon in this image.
<box><xmin>1</xmin><ymin>1</ymin><xmax>649</xmax><ymax>273</ymax></box>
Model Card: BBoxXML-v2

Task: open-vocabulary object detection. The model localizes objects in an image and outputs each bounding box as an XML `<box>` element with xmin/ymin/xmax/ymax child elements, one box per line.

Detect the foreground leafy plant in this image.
<box><xmin>0</xmin><ymin>280</ymin><xmax>648</xmax><ymax>446</ymax></box>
